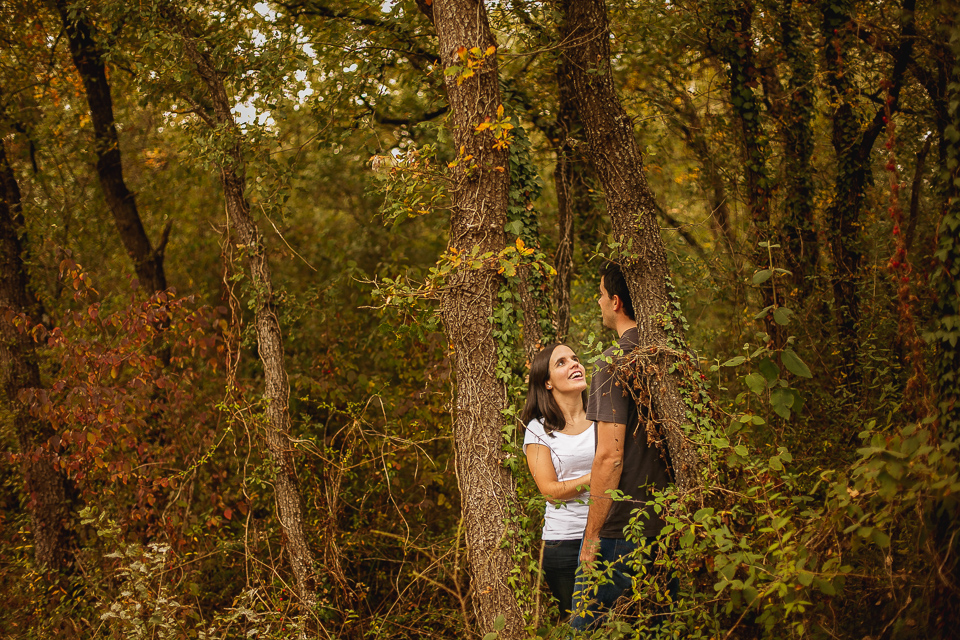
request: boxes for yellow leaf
[496,104,504,119]
[470,47,482,56]
[485,45,496,56]
[516,238,526,251]
[475,121,492,132]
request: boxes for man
[569,261,673,632]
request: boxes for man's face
[598,276,616,329]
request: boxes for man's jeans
[568,536,677,633]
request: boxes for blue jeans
[569,537,677,633]
[542,539,581,616]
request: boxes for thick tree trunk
[558,0,700,493]
[431,1,525,636]
[54,0,169,294]
[0,140,73,571]
[162,8,319,620]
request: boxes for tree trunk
[161,7,319,621]
[663,86,737,260]
[931,2,960,439]
[552,56,586,341]
[820,0,915,374]
[715,0,783,345]
[776,0,820,301]
[509,128,556,363]
[432,1,525,636]
[557,0,700,493]
[53,0,169,294]
[0,139,73,572]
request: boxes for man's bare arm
[580,420,626,564]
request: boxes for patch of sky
[254,2,277,21]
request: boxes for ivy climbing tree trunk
[158,6,319,622]
[430,0,525,636]
[776,0,819,301]
[53,0,170,295]
[0,140,73,572]
[931,0,960,439]
[557,0,700,493]
[820,0,915,374]
[714,0,784,346]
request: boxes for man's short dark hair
[599,261,635,321]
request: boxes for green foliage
[2,0,959,638]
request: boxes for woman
[521,343,595,616]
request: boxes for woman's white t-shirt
[523,418,595,541]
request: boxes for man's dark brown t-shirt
[585,327,672,538]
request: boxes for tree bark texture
[54,0,169,294]
[432,1,525,636]
[163,8,319,618]
[558,0,700,493]
[0,140,73,571]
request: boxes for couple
[521,262,674,632]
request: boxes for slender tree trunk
[0,140,72,572]
[431,1,525,636]
[664,86,737,260]
[160,7,318,620]
[53,0,169,294]
[820,0,916,374]
[553,56,585,341]
[715,0,784,345]
[777,0,820,300]
[510,128,556,363]
[558,0,700,492]
[932,1,960,439]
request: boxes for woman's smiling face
[546,345,587,396]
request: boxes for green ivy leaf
[781,349,812,378]
[745,372,767,395]
[752,269,773,284]
[815,577,837,596]
[758,358,780,382]
[723,356,746,367]
[773,307,793,325]
[771,388,795,419]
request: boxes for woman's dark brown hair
[520,343,588,436]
